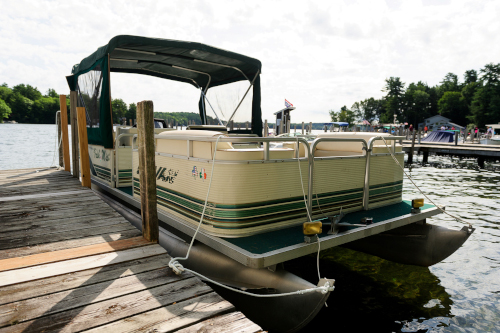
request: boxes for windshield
[204,80,253,126]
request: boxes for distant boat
[480,124,500,145]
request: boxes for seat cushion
[156,130,233,156]
[314,150,362,157]
[215,148,295,161]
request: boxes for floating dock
[0,168,261,333]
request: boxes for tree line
[0,83,204,126]
[0,83,63,123]
[329,62,500,129]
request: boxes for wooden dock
[0,168,262,333]
[402,141,500,167]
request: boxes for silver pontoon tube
[96,191,331,333]
[343,220,474,267]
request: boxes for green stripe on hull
[133,179,402,229]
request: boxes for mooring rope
[37,111,62,172]
[380,137,472,228]
[168,136,335,298]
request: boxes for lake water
[1,124,499,332]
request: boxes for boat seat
[312,132,401,156]
[156,130,294,160]
[216,148,294,160]
[117,127,173,146]
[282,142,308,157]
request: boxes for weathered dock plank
[0,168,261,333]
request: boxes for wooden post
[70,91,79,179]
[129,119,133,126]
[301,122,305,135]
[478,156,485,169]
[423,151,429,164]
[59,95,70,172]
[137,101,159,243]
[408,129,416,164]
[57,112,63,167]
[418,130,421,144]
[246,121,249,130]
[76,107,91,188]
[264,119,268,137]
[294,124,296,133]
[309,122,312,134]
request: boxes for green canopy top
[67,35,263,148]
[69,35,262,90]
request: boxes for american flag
[285,99,293,108]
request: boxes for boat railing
[364,136,405,210]
[130,134,405,217]
[115,133,138,187]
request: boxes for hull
[131,149,404,237]
[343,221,474,266]
[480,138,500,145]
[95,189,330,333]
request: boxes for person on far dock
[409,124,413,132]
[424,125,428,133]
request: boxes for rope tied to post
[168,135,336,299]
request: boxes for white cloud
[1,0,499,123]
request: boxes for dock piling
[76,107,91,188]
[137,100,159,243]
[70,91,79,178]
[57,112,63,168]
[59,95,71,172]
[408,129,416,164]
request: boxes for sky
[1,0,499,122]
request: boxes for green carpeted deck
[225,201,434,254]
[117,186,134,196]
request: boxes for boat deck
[0,168,262,333]
[105,183,442,269]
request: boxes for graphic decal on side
[192,166,207,181]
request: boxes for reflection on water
[289,155,500,332]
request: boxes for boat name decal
[156,167,179,184]
[89,147,110,162]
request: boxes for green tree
[469,63,500,127]
[9,93,34,123]
[479,63,500,85]
[45,88,59,98]
[464,70,478,84]
[439,73,460,95]
[330,106,356,124]
[438,91,468,125]
[0,86,13,104]
[0,99,12,122]
[12,84,42,101]
[125,103,137,123]
[111,98,128,124]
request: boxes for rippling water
[291,156,500,332]
[1,124,499,332]
[0,123,72,170]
